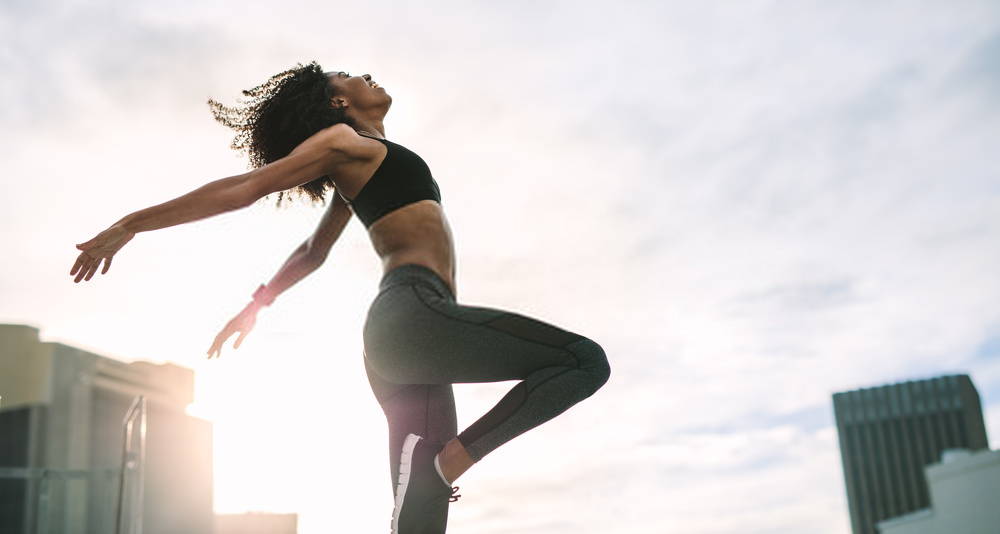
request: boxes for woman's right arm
[246,191,353,306]
[206,193,353,358]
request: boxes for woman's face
[326,71,391,111]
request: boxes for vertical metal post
[135,397,146,534]
[36,471,49,534]
[115,396,145,534]
[96,470,108,534]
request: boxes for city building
[216,511,298,534]
[831,374,990,534]
[877,447,1000,534]
[0,323,213,534]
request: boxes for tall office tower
[832,374,990,534]
[0,324,213,534]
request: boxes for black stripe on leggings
[483,313,585,351]
[457,365,576,451]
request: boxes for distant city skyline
[833,375,990,533]
[0,323,213,533]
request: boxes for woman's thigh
[362,282,584,386]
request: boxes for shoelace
[388,486,462,529]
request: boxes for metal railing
[115,395,147,534]
[0,395,147,534]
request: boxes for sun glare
[186,298,391,527]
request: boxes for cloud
[2,1,1000,533]
[0,2,245,127]
[726,278,859,313]
[940,29,1000,97]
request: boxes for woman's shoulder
[287,124,387,184]
[315,123,384,160]
[289,123,384,169]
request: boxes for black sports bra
[338,133,442,229]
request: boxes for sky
[2,0,999,532]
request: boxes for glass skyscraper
[832,374,989,534]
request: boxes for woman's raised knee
[567,337,611,392]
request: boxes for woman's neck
[352,119,386,139]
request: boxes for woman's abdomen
[368,200,456,296]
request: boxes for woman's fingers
[84,260,100,281]
[208,324,241,359]
[71,251,114,282]
[74,256,94,283]
[208,331,227,358]
[72,251,111,283]
[71,253,86,276]
[207,312,256,359]
[234,329,249,349]
[72,225,134,281]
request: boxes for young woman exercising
[70,61,611,533]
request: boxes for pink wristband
[252,284,275,306]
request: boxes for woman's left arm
[70,124,353,283]
[70,172,261,283]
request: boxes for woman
[70,61,611,533]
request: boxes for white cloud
[2,1,999,533]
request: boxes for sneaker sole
[391,433,422,534]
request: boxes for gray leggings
[362,263,611,488]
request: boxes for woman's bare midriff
[329,131,457,297]
[366,200,457,298]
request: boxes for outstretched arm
[206,193,352,358]
[254,191,353,305]
[71,123,354,283]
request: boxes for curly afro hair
[207,61,351,207]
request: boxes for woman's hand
[207,302,260,359]
[71,224,135,283]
